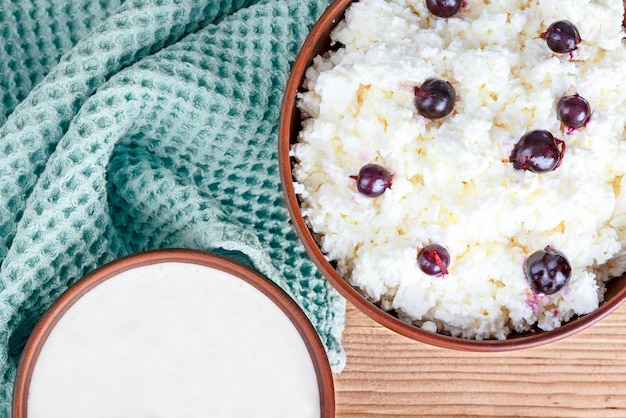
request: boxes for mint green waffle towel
[0,0,347,412]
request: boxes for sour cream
[26,261,321,418]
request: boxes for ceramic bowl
[13,249,334,417]
[278,0,626,351]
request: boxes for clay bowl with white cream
[279,0,626,351]
[12,249,334,417]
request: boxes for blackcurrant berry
[540,20,581,53]
[557,94,591,130]
[426,0,463,18]
[509,130,565,173]
[525,247,571,295]
[414,78,456,120]
[350,164,393,197]
[417,244,450,276]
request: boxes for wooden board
[334,302,626,417]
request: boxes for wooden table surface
[333,302,626,417]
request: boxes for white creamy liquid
[26,262,321,418]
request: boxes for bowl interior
[13,249,335,417]
[278,0,626,351]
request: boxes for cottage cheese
[292,0,626,339]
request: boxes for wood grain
[334,302,626,417]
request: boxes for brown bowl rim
[12,248,335,417]
[278,0,626,351]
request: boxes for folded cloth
[0,0,346,412]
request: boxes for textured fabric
[0,0,346,413]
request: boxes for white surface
[27,262,320,418]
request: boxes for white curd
[292,0,626,339]
[27,262,320,418]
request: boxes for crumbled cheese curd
[292,0,626,339]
